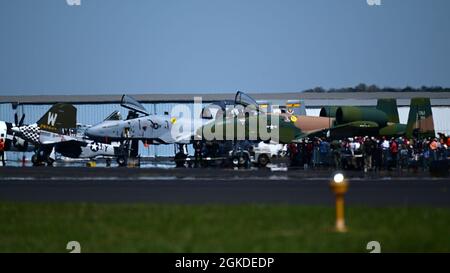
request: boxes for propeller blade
[14,113,18,125]
[19,114,25,126]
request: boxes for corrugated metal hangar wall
[1,101,449,160]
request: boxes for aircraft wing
[39,131,78,145]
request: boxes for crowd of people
[288,134,450,172]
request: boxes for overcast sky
[0,0,449,95]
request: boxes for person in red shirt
[0,138,5,166]
[390,138,398,168]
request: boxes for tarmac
[0,166,449,206]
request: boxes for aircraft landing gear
[257,154,269,168]
[31,148,55,166]
[117,140,130,167]
[117,155,127,167]
[106,158,112,167]
[193,140,203,168]
[116,139,141,167]
[230,141,251,168]
[31,154,42,166]
[231,152,250,168]
[46,157,55,166]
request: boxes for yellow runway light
[330,173,349,232]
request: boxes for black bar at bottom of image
[1,253,449,272]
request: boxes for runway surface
[0,167,449,206]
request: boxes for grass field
[0,202,449,252]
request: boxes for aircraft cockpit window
[104,110,122,121]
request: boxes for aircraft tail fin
[376,98,399,123]
[406,98,435,139]
[286,100,306,115]
[37,103,77,133]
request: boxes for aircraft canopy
[234,91,258,109]
[120,95,149,115]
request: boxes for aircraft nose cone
[85,125,102,138]
[85,127,95,137]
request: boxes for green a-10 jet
[198,92,435,143]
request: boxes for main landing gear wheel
[258,154,269,168]
[46,158,54,167]
[31,153,53,166]
[117,156,127,167]
[31,154,41,166]
[232,153,250,168]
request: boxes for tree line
[303,84,450,93]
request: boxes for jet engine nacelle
[335,106,388,127]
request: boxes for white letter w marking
[47,112,58,126]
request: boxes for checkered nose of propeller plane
[12,124,40,144]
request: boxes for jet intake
[319,106,339,118]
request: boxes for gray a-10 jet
[85,95,212,166]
